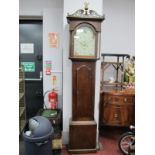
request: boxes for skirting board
[68,147,98,154]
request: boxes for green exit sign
[21,62,35,72]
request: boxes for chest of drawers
[100,88,135,126]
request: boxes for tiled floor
[20,127,127,155]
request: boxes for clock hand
[79,41,86,46]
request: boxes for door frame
[19,17,44,118]
[19,17,43,81]
[19,15,43,20]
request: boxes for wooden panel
[103,104,122,125]
[69,20,102,32]
[123,96,134,104]
[103,104,134,126]
[72,61,95,121]
[128,104,135,124]
[69,121,96,150]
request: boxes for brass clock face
[73,26,96,57]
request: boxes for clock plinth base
[68,147,97,154]
[68,120,97,153]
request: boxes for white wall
[43,8,63,109]
[102,0,135,55]
[19,0,63,16]
[101,0,135,82]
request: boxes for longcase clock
[67,5,104,153]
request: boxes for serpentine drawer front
[104,95,134,105]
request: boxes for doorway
[19,20,43,119]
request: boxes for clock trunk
[72,61,95,121]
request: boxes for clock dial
[74,26,95,57]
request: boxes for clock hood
[67,9,105,23]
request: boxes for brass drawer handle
[124,98,127,102]
[114,114,118,118]
[108,97,111,101]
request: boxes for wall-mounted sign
[48,32,59,48]
[21,62,35,72]
[45,60,52,75]
[20,43,34,54]
[52,75,57,89]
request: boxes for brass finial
[84,0,89,14]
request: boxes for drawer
[104,96,123,105]
[104,95,122,102]
[104,95,134,105]
[103,104,131,126]
[123,96,134,104]
[103,105,122,124]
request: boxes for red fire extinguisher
[48,89,58,110]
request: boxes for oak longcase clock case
[67,8,104,153]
